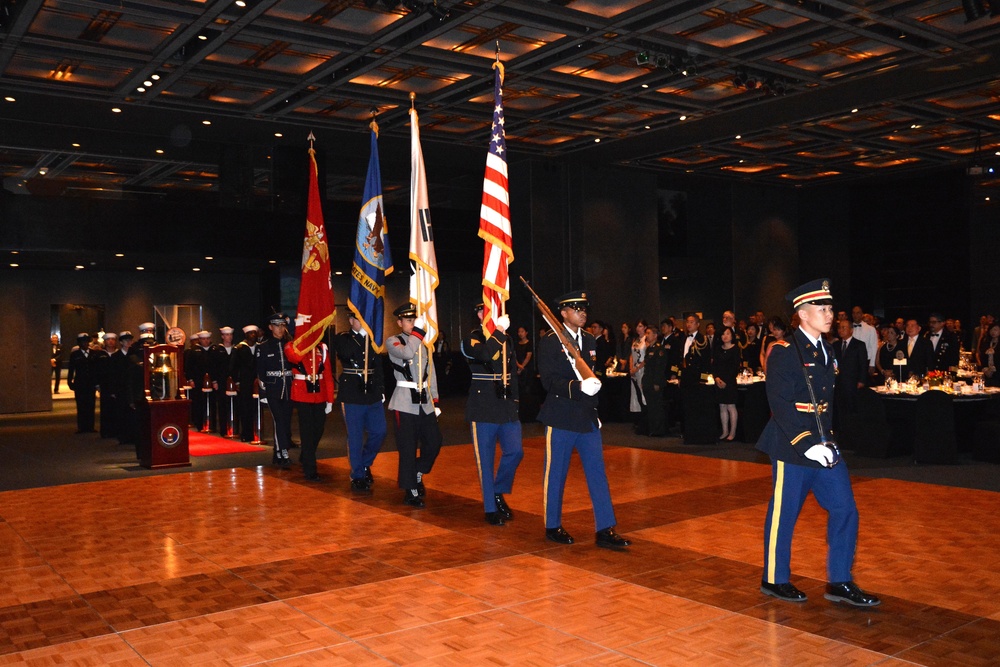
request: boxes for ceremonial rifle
[519,276,596,382]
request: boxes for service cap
[393,303,418,318]
[268,313,289,326]
[119,331,134,341]
[555,290,590,310]
[76,332,91,341]
[786,278,833,309]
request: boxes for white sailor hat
[119,331,133,340]
[138,322,155,332]
[103,331,118,340]
[219,326,234,335]
[195,330,211,338]
[242,324,260,334]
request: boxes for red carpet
[187,430,267,457]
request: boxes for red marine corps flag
[290,133,336,357]
[478,56,512,336]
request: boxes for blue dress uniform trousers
[471,421,524,512]
[763,459,859,585]
[544,424,616,531]
[263,386,293,454]
[343,402,387,480]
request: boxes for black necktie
[842,341,847,355]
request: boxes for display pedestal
[138,398,192,469]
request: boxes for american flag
[478,61,513,336]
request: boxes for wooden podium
[137,343,192,469]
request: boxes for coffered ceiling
[2,0,1000,200]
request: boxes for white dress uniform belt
[342,369,373,376]
[293,373,324,381]
[471,372,512,381]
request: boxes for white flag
[408,106,439,348]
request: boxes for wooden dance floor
[1,437,998,665]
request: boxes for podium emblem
[159,424,182,448]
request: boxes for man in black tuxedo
[832,319,869,432]
[904,319,933,377]
[925,312,959,372]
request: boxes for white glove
[381,394,386,404]
[804,444,834,467]
[325,402,333,414]
[259,397,268,405]
[495,314,510,332]
[414,316,426,329]
[580,377,602,396]
[434,406,442,417]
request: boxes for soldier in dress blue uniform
[757,279,880,607]
[256,313,294,468]
[536,291,630,549]
[335,312,387,493]
[461,303,524,526]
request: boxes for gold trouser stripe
[790,431,810,445]
[471,422,485,492]
[766,461,785,584]
[543,427,553,523]
[341,403,354,470]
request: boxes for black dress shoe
[304,473,323,483]
[272,453,291,468]
[485,512,506,526]
[364,466,374,485]
[595,527,631,550]
[760,581,808,602]
[403,489,425,508]
[824,581,881,607]
[545,526,574,544]
[494,494,513,520]
[350,478,371,493]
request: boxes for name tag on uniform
[804,362,816,367]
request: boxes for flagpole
[410,90,425,398]
[494,44,509,392]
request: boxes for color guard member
[536,291,630,549]
[461,303,523,525]
[285,338,335,481]
[335,312,387,492]
[386,303,442,507]
[257,313,294,467]
[757,279,880,607]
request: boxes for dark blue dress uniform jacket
[537,329,599,433]
[461,328,519,424]
[755,328,835,469]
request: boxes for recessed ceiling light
[268,260,276,264]
[10,251,18,254]
[155,149,164,154]
[9,263,18,268]
[115,253,124,257]
[72,142,81,147]
[644,125,650,130]
[202,120,212,125]
[679,115,687,121]
[75,265,84,270]
[910,124,921,129]
[641,84,649,89]
[987,197,992,202]
[594,138,601,143]
[3,96,14,102]
[136,266,145,271]
[735,134,741,139]
[197,34,208,41]
[111,107,121,113]
[739,159,745,163]
[143,80,153,87]
[274,132,283,138]
[136,87,146,93]
[851,108,858,113]
[661,276,668,280]
[334,270,343,276]
[150,74,160,81]
[38,167,48,176]
[205,256,213,260]
[192,267,201,272]
[235,0,246,6]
